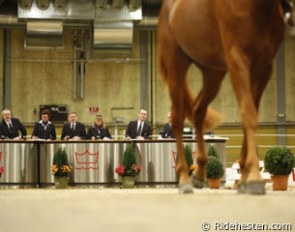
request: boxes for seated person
[31,110,56,140]
[87,114,112,140]
[0,109,27,140]
[161,112,175,139]
[281,0,292,15]
[125,109,152,140]
[61,112,86,140]
[281,0,294,27]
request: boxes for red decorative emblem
[74,149,99,170]
[172,150,177,169]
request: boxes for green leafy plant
[264,146,295,175]
[175,144,197,175]
[208,145,219,159]
[52,148,72,177]
[184,145,198,175]
[206,157,224,179]
[184,145,193,167]
[115,143,142,177]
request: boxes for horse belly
[169,0,227,70]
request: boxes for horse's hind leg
[158,33,193,194]
[191,68,225,188]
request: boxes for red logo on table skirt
[172,151,177,169]
[172,150,196,169]
[74,150,99,170]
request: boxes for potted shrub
[175,145,197,176]
[208,144,219,159]
[51,148,73,189]
[264,146,295,191]
[115,143,142,188]
[206,157,224,189]
[184,145,197,175]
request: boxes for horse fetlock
[196,157,208,167]
[176,164,189,174]
[246,171,262,183]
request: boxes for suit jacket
[125,120,152,139]
[87,126,112,140]
[61,122,86,140]
[0,118,27,139]
[31,121,56,140]
[161,123,175,138]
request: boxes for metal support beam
[2,30,11,109]
[139,31,149,112]
[276,43,286,145]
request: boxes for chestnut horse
[158,0,286,194]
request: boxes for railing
[217,133,295,166]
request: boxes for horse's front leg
[225,47,265,194]
[175,135,193,193]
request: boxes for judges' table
[0,137,227,187]
[0,141,38,187]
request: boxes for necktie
[137,122,142,136]
[165,125,171,137]
[71,124,75,130]
[9,123,13,131]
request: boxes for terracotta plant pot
[54,176,69,189]
[207,178,221,189]
[122,176,135,188]
[271,175,289,191]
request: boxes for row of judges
[0,109,175,140]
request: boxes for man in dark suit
[126,109,152,140]
[31,110,56,140]
[281,0,294,28]
[0,109,27,140]
[61,112,86,140]
[161,112,175,139]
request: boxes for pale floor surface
[0,187,295,232]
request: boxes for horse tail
[203,107,223,131]
[183,80,223,130]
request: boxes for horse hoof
[237,181,265,195]
[179,184,194,194]
[237,183,247,194]
[191,175,204,189]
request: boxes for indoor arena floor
[0,187,294,232]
